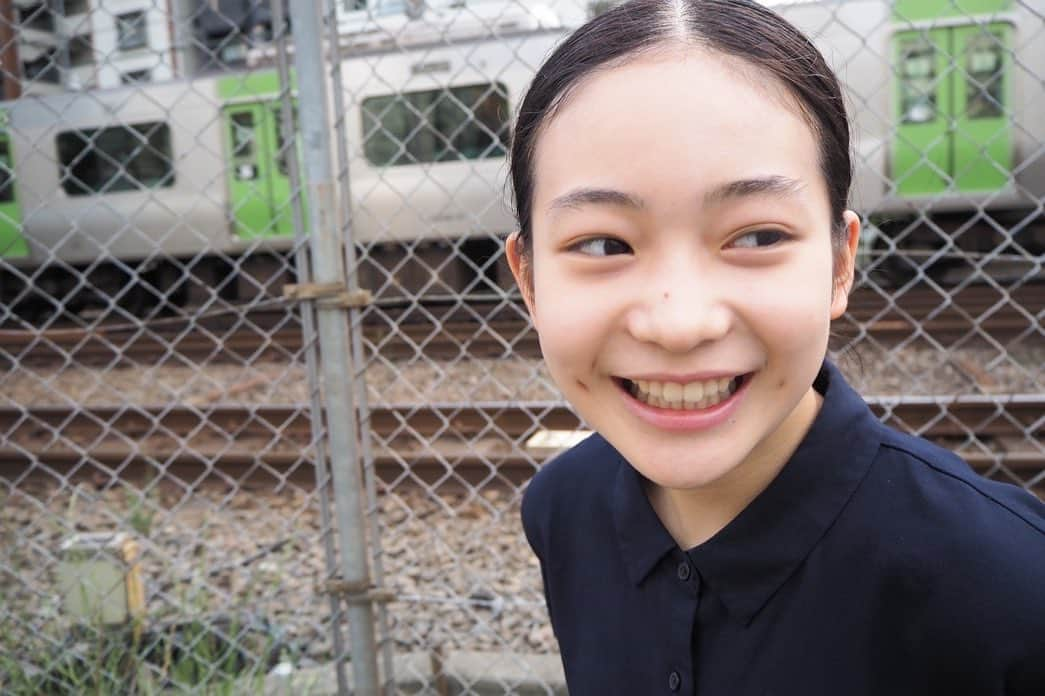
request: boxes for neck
[648,386,823,549]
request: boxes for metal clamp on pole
[283,282,373,309]
[322,578,396,605]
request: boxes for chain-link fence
[1,0,1042,694]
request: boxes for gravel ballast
[4,344,1043,408]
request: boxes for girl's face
[509,50,859,493]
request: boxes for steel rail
[2,396,1041,438]
[1,398,1041,490]
[1,284,1041,365]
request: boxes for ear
[830,211,861,320]
[505,231,537,319]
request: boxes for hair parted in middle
[509,0,853,260]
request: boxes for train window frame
[272,105,298,178]
[22,52,61,84]
[121,69,151,85]
[360,82,509,167]
[229,112,256,159]
[964,31,1005,120]
[899,37,938,125]
[116,10,148,51]
[61,0,89,16]
[56,121,175,197]
[17,3,55,33]
[68,34,95,68]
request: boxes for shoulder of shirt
[872,422,1045,539]
[520,432,617,558]
[863,423,1045,657]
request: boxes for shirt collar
[612,361,881,624]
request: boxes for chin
[628,451,744,491]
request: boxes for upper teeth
[629,376,738,410]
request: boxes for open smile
[618,374,749,410]
[614,373,753,431]
[614,372,748,409]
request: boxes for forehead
[532,49,825,213]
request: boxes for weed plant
[0,614,280,695]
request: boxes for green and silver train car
[0,25,564,310]
[1,0,1042,314]
[779,0,1045,275]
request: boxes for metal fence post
[272,0,353,693]
[288,1,381,694]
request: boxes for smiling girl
[505,1,1045,694]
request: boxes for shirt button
[677,562,691,581]
[668,670,681,691]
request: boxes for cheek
[530,264,617,373]
[738,251,836,349]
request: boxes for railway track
[2,398,1041,490]
[1,283,1042,366]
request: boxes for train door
[268,103,300,238]
[0,123,28,259]
[223,102,296,240]
[952,24,1011,191]
[892,24,1012,196]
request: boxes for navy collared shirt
[522,362,1045,695]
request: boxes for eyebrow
[547,187,645,214]
[546,176,805,216]
[703,175,806,205]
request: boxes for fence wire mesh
[0,0,1042,694]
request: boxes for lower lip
[618,375,751,432]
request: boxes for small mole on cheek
[663,292,670,301]
[778,377,786,389]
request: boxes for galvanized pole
[288,1,381,694]
[272,0,353,693]
[320,3,398,692]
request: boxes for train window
[61,0,89,15]
[22,52,61,84]
[121,69,151,85]
[56,122,174,196]
[0,140,13,204]
[68,34,95,68]
[116,11,148,51]
[964,33,1004,119]
[361,83,509,166]
[229,112,255,159]
[17,3,55,33]
[899,38,937,124]
[272,106,297,177]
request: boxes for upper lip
[618,371,750,383]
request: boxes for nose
[625,256,732,353]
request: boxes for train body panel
[775,0,895,215]
[1,1,1042,307]
[340,30,565,244]
[0,110,29,260]
[780,0,1045,218]
[6,82,229,266]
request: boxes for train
[1,0,1042,318]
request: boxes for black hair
[509,0,853,265]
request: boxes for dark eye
[732,228,790,249]
[571,237,633,257]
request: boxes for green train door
[892,24,1012,196]
[952,24,1011,191]
[893,28,952,195]
[223,102,296,240]
[269,103,301,238]
[0,125,28,259]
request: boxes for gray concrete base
[263,651,567,695]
